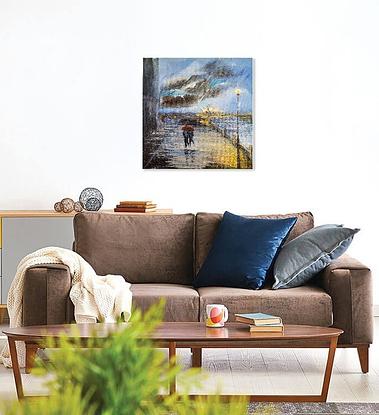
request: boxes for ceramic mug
[205,304,229,328]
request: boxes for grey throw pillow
[272,224,359,289]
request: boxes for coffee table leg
[191,347,202,368]
[168,341,176,395]
[8,338,24,400]
[25,342,39,374]
[320,336,338,402]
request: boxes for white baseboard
[374,304,379,317]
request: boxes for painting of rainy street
[143,58,254,169]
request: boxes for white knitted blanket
[0,247,132,367]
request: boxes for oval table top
[3,322,343,342]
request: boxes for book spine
[252,318,282,326]
[118,201,152,206]
[249,327,284,332]
[237,318,282,326]
[116,204,156,209]
[114,208,156,213]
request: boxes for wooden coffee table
[3,322,343,402]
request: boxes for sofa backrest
[74,212,195,285]
[195,211,314,274]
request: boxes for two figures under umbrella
[182,124,195,148]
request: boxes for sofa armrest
[321,254,373,345]
[22,264,72,326]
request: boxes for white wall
[1,0,378,304]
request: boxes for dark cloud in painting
[161,94,198,108]
[160,60,236,108]
[203,60,235,78]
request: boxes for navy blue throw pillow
[194,211,297,290]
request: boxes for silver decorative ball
[79,187,103,211]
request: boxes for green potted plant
[3,302,275,415]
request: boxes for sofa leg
[357,345,369,373]
[191,348,202,368]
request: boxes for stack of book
[235,312,284,333]
[114,201,157,213]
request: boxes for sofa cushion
[194,212,297,290]
[195,211,314,274]
[131,284,199,321]
[273,224,359,289]
[74,212,195,284]
[197,285,332,326]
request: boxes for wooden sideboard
[0,209,173,306]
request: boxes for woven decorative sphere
[85,197,102,211]
[79,187,103,211]
[74,201,83,212]
[54,202,63,212]
[61,198,75,213]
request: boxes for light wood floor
[0,319,378,402]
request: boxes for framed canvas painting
[143,58,254,169]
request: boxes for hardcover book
[235,312,282,326]
[250,323,283,333]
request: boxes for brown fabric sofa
[22,211,373,372]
